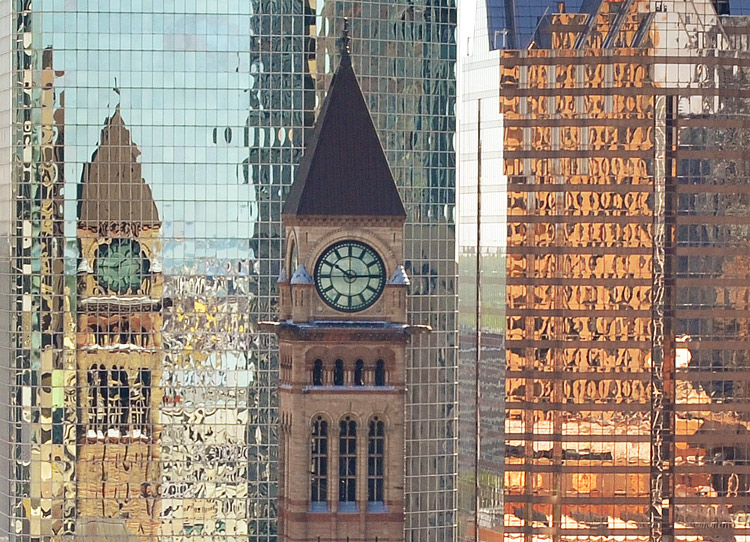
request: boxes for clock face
[94,239,150,294]
[314,241,386,312]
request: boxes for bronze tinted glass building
[461,0,750,540]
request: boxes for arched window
[132,369,151,438]
[368,417,386,504]
[334,359,344,386]
[97,364,109,428]
[109,367,129,436]
[339,416,357,507]
[311,416,328,507]
[375,360,386,386]
[354,360,365,386]
[312,359,324,386]
[87,365,106,438]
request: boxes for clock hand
[333,263,355,279]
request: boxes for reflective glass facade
[460,0,750,540]
[0,1,457,540]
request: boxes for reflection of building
[266,38,424,541]
[460,0,750,541]
[75,108,162,539]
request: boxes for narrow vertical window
[339,416,357,508]
[311,416,328,508]
[354,360,364,386]
[97,364,109,434]
[109,367,129,438]
[334,359,344,386]
[313,359,323,386]
[87,365,104,439]
[279,427,286,503]
[375,359,386,386]
[132,368,151,439]
[368,417,385,504]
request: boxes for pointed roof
[78,106,160,228]
[282,34,406,219]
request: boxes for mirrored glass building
[0,1,457,540]
[460,0,750,540]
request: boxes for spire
[78,107,160,229]
[339,18,351,59]
[282,21,406,219]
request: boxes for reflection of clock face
[94,239,150,294]
[314,241,386,312]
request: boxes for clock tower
[75,106,162,539]
[263,24,428,542]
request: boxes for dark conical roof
[78,106,160,228]
[282,51,406,219]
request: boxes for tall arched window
[110,367,129,435]
[339,416,357,508]
[311,416,328,508]
[132,368,151,438]
[334,359,344,386]
[87,365,106,437]
[312,359,324,386]
[354,360,365,386]
[368,417,385,504]
[375,360,386,386]
[96,364,108,430]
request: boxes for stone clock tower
[75,107,162,539]
[263,26,428,542]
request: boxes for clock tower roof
[282,32,406,219]
[78,106,161,229]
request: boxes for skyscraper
[0,1,457,541]
[461,0,750,540]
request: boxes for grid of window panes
[368,418,386,504]
[0,1,12,539]
[311,417,328,504]
[2,1,456,541]
[457,0,513,539]
[338,417,357,506]
[459,1,750,542]
[493,1,750,541]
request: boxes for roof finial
[339,18,351,58]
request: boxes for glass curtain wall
[496,0,750,540]
[461,0,750,541]
[0,1,456,541]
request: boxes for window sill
[309,502,329,513]
[303,385,396,393]
[367,502,387,513]
[337,502,358,513]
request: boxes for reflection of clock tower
[75,106,161,539]
[263,26,428,542]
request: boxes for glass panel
[339,417,357,504]
[311,417,328,503]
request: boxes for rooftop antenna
[339,17,351,60]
